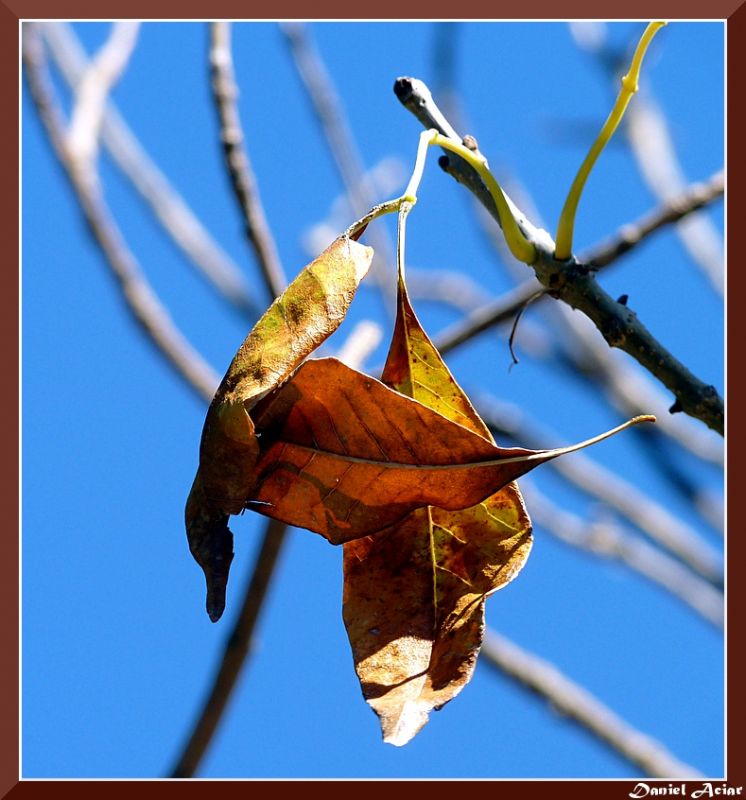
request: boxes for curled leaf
[249,357,653,543]
[185,235,373,621]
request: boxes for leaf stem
[554,21,667,260]
[430,132,537,264]
[342,198,398,239]
[343,128,431,242]
[396,201,414,286]
[348,127,536,268]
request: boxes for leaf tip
[378,700,430,747]
[207,593,226,623]
[185,475,235,622]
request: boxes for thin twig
[23,23,219,404]
[431,22,462,123]
[279,22,397,311]
[209,22,286,299]
[66,21,140,166]
[584,171,725,269]
[42,22,260,320]
[335,320,383,369]
[435,278,547,355]
[521,482,723,627]
[27,31,294,779]
[481,629,705,779]
[170,518,287,778]
[476,395,723,584]
[394,76,724,436]
[507,289,547,367]
[406,267,491,313]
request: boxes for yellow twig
[554,21,667,260]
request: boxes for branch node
[462,134,479,151]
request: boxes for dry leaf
[249,357,651,542]
[342,278,532,745]
[185,236,373,621]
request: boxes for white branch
[67,21,140,166]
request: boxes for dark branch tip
[669,399,684,415]
[438,155,451,171]
[616,294,629,306]
[393,76,414,102]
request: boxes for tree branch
[584,171,724,269]
[521,481,722,627]
[626,96,724,295]
[481,629,705,779]
[23,23,219,405]
[170,518,287,777]
[452,155,723,469]
[434,277,548,356]
[394,76,724,436]
[41,21,261,320]
[209,22,286,299]
[280,21,397,309]
[66,21,140,166]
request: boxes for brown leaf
[342,280,532,745]
[249,357,652,543]
[185,236,373,621]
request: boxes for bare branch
[521,482,723,627]
[395,56,722,523]
[23,23,218,404]
[279,22,397,309]
[66,21,140,165]
[445,142,723,468]
[626,97,724,295]
[335,320,383,369]
[42,21,261,320]
[406,267,491,313]
[418,30,722,470]
[481,629,705,779]
[431,22,462,123]
[435,278,548,356]
[394,76,724,436]
[553,313,723,468]
[209,22,286,298]
[170,518,287,778]
[584,171,724,269]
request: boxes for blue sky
[22,21,724,779]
